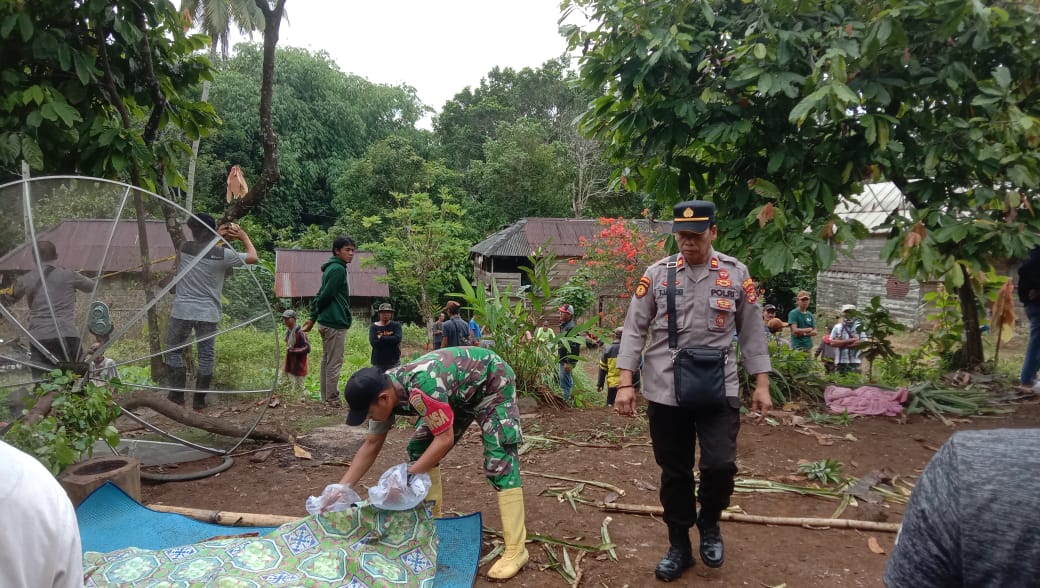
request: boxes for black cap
[344,367,391,426]
[764,304,776,311]
[671,200,715,233]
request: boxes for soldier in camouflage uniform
[338,347,529,581]
[615,200,773,582]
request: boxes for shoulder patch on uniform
[709,257,719,269]
[635,276,651,298]
[409,388,454,435]
[741,278,758,304]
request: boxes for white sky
[268,1,578,128]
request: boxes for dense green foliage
[192,44,429,230]
[0,0,217,187]
[563,0,1040,366]
[3,372,121,474]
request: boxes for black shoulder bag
[667,256,728,410]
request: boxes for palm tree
[180,0,266,213]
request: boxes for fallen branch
[571,550,586,588]
[600,502,901,533]
[148,504,300,527]
[522,470,626,496]
[116,391,293,443]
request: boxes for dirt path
[136,395,1040,587]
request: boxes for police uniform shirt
[617,249,772,404]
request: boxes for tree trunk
[115,391,293,443]
[184,78,211,215]
[956,263,985,369]
[221,0,286,224]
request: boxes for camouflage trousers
[407,362,523,490]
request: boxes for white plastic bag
[305,483,362,515]
[368,463,432,511]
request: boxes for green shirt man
[788,290,817,351]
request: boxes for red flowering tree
[575,216,667,326]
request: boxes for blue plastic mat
[76,482,480,587]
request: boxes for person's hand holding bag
[368,463,431,511]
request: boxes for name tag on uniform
[658,288,684,296]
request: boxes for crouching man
[337,347,529,580]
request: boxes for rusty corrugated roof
[471,218,672,258]
[0,219,184,273]
[274,249,389,298]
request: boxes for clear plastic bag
[368,463,432,511]
[305,483,362,515]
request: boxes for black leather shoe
[698,524,724,568]
[654,545,694,582]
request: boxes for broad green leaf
[753,43,767,59]
[17,12,32,42]
[20,135,43,169]
[831,83,860,105]
[789,87,829,125]
[992,66,1011,89]
[699,0,715,27]
[50,99,81,127]
[748,178,781,198]
[0,14,17,38]
[877,120,889,151]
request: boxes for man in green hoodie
[302,236,355,405]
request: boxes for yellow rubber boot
[427,466,443,518]
[487,487,529,580]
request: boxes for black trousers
[31,336,81,379]
[647,398,740,534]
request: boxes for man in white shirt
[0,440,84,588]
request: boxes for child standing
[282,310,310,396]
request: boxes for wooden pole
[601,502,901,533]
[148,504,302,527]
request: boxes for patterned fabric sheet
[84,502,438,587]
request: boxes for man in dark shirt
[368,303,402,371]
[557,304,580,404]
[439,301,471,348]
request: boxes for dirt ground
[132,380,1040,588]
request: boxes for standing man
[339,347,529,580]
[557,304,580,404]
[468,315,483,346]
[281,310,309,396]
[829,304,862,374]
[6,240,94,377]
[431,312,446,350]
[1018,247,1040,390]
[302,236,355,406]
[165,215,258,410]
[787,290,817,352]
[439,301,471,348]
[614,200,772,582]
[369,302,402,371]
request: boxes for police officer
[614,200,772,582]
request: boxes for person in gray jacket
[613,200,772,582]
[885,429,1040,587]
[165,214,257,410]
[6,240,94,378]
